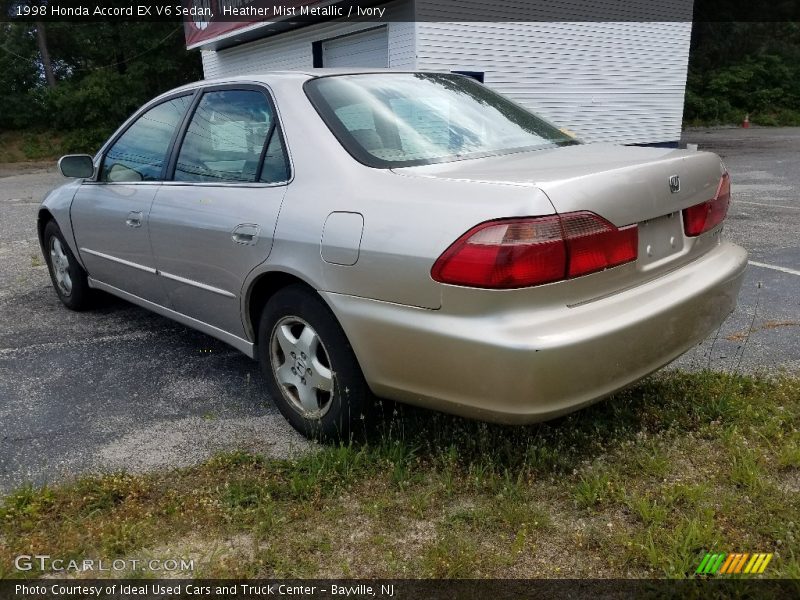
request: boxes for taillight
[683,172,731,237]
[431,216,566,288]
[562,212,638,278]
[431,212,638,289]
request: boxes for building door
[321,27,389,68]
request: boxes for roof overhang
[183,0,388,51]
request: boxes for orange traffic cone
[742,113,750,128]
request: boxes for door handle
[126,211,143,228]
[232,224,260,246]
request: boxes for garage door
[322,27,389,68]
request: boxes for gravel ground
[1,127,798,495]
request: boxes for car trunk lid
[394,143,728,302]
[393,143,724,223]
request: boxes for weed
[420,530,480,578]
[223,480,270,511]
[627,495,668,526]
[777,438,800,469]
[574,472,612,511]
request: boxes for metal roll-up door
[321,27,389,68]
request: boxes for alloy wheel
[49,237,73,297]
[269,316,334,418]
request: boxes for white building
[189,0,693,146]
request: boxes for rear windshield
[304,73,578,168]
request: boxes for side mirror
[58,154,95,179]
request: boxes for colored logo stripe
[696,553,726,574]
[696,552,773,575]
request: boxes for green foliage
[574,471,613,510]
[46,71,141,132]
[20,131,55,160]
[420,531,480,578]
[685,23,800,126]
[0,483,55,523]
[0,22,45,129]
[0,16,201,144]
[60,128,116,155]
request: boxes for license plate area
[638,212,684,270]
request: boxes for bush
[60,128,116,155]
[45,71,142,134]
[751,108,800,127]
[684,90,739,125]
[685,53,800,126]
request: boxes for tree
[0,10,203,143]
[35,20,56,88]
[685,22,800,125]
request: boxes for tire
[257,284,372,441]
[43,220,93,311]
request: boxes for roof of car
[158,69,449,103]
[215,68,445,81]
[184,68,443,86]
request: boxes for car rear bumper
[322,241,748,424]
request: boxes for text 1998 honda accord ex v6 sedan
[39,70,748,440]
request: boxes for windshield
[304,73,579,168]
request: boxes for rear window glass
[305,73,578,168]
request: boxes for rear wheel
[43,220,92,311]
[258,284,372,441]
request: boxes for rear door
[71,94,194,303]
[148,86,291,339]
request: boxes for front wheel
[257,285,372,441]
[43,220,93,311]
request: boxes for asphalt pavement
[674,127,800,374]
[1,127,798,495]
[0,163,311,494]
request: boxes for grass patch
[1,371,798,578]
[0,128,111,163]
[0,130,65,163]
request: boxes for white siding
[199,0,692,145]
[414,19,692,144]
[201,1,415,77]
[415,0,692,22]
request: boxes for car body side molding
[87,277,255,358]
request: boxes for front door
[71,95,193,304]
[148,87,291,339]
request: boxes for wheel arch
[37,208,55,252]
[38,181,87,271]
[244,270,323,344]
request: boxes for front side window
[175,90,285,183]
[305,73,578,168]
[101,96,191,182]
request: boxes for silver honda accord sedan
[39,69,748,439]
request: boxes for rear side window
[174,89,287,183]
[260,131,290,184]
[101,95,191,182]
